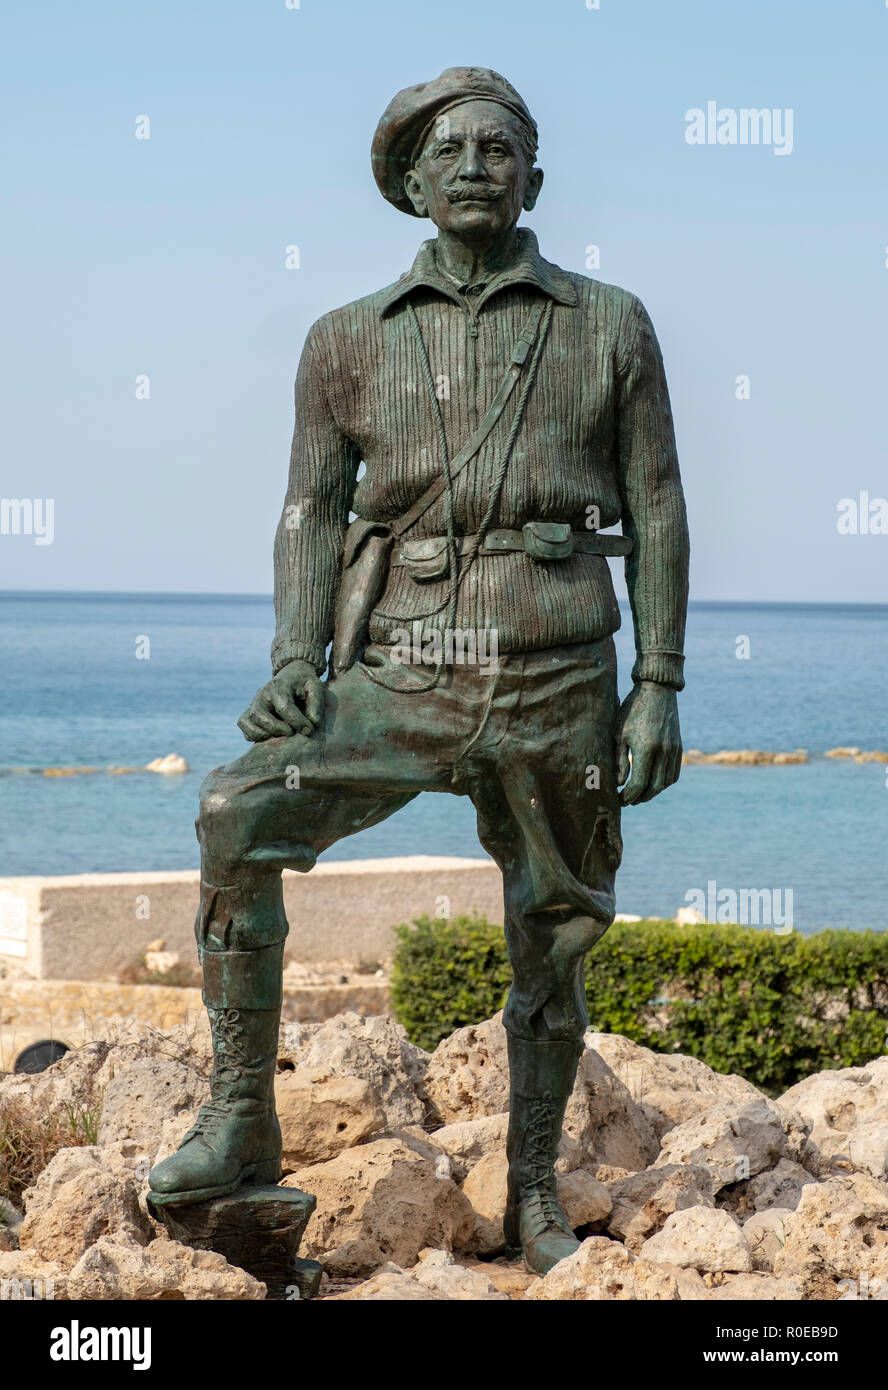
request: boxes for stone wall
[0,977,392,1068]
[0,857,503,981]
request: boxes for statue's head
[372,68,543,241]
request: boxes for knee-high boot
[502,1034,584,1274]
[148,942,283,1206]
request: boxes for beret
[371,66,537,216]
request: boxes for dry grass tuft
[0,1096,100,1206]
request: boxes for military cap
[371,66,537,216]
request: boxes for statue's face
[405,99,543,239]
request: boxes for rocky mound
[1,1010,887,1301]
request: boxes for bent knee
[196,770,246,854]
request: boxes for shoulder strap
[390,298,548,540]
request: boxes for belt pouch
[400,535,451,583]
[522,520,574,561]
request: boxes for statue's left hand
[616,681,683,805]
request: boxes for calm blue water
[1,593,886,931]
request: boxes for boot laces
[208,1007,259,1099]
[522,1097,572,1232]
[198,1007,275,1114]
[185,1099,234,1142]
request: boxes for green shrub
[391,916,512,1054]
[390,915,888,1092]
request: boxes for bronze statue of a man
[149,67,690,1275]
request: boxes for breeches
[195,639,623,1041]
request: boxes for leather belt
[391,526,633,568]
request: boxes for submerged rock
[145,754,190,774]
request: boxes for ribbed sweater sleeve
[271,323,359,676]
[615,295,690,690]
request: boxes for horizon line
[1,589,887,610]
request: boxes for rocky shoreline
[683,746,888,765]
[1,1009,886,1301]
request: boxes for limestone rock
[703,1272,806,1300]
[654,1098,788,1192]
[825,747,888,763]
[652,1261,709,1300]
[461,1257,537,1298]
[429,1113,509,1180]
[90,1021,212,1091]
[640,1206,752,1272]
[144,949,180,975]
[0,1248,67,1300]
[525,1236,679,1301]
[779,1104,822,1172]
[410,1247,509,1300]
[424,1110,582,1181]
[605,1164,714,1251]
[0,1196,22,1250]
[275,1068,385,1167]
[460,1152,508,1252]
[327,1264,445,1300]
[682,749,807,766]
[743,1207,794,1272]
[149,1109,199,1173]
[556,1169,613,1229]
[569,1046,660,1171]
[0,1038,111,1115]
[779,1057,888,1179]
[425,1015,658,1171]
[66,1233,265,1300]
[592,1164,635,1184]
[674,907,705,926]
[588,1032,762,1140]
[282,1137,475,1277]
[97,1056,208,1158]
[772,1173,888,1295]
[459,1153,509,1254]
[423,1012,510,1123]
[19,1147,153,1267]
[287,1012,429,1129]
[744,1158,817,1213]
[145,754,189,774]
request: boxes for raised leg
[149,729,414,1206]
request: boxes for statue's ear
[404,169,428,218]
[523,166,544,212]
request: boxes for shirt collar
[378,227,577,315]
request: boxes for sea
[1,593,886,932]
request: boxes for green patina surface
[149,66,690,1277]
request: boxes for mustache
[445,186,504,203]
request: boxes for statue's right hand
[237,659,325,742]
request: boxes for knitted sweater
[271,228,689,688]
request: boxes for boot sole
[148,1157,282,1208]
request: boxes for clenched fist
[237,659,325,742]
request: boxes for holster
[330,518,393,676]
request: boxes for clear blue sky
[2,0,886,601]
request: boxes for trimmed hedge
[390,915,888,1092]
